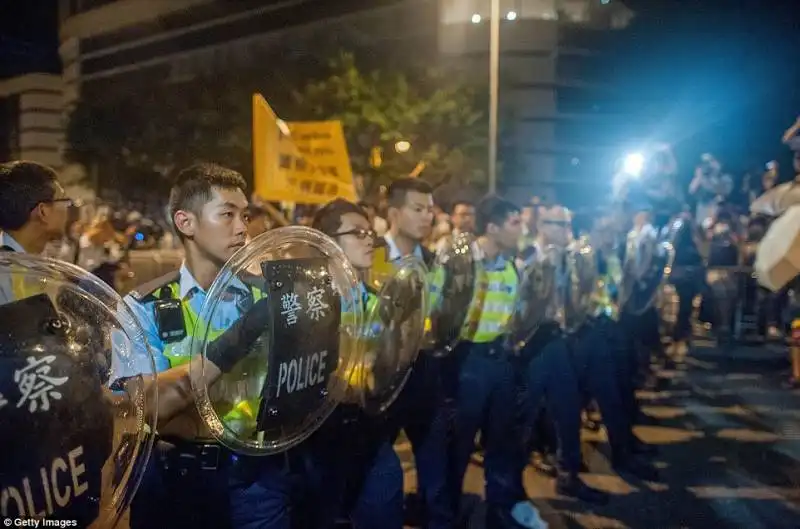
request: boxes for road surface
[399,342,800,529]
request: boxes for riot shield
[619,225,675,316]
[190,226,363,455]
[351,256,428,415]
[424,232,476,356]
[564,237,598,332]
[0,253,156,527]
[506,244,559,351]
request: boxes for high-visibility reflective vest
[461,259,518,343]
[151,278,267,430]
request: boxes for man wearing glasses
[0,161,72,256]
[0,161,73,304]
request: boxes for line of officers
[0,160,666,529]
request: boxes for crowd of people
[0,115,798,529]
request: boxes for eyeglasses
[46,198,75,207]
[332,228,377,240]
[541,220,570,227]
[30,197,74,212]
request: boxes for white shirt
[383,232,424,262]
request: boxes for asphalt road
[398,342,800,529]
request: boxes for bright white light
[471,13,481,24]
[623,152,645,177]
[395,140,411,153]
[506,11,517,20]
[601,0,611,5]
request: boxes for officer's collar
[383,232,423,262]
[0,232,27,254]
[179,262,248,300]
[472,239,508,271]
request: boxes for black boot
[556,474,609,505]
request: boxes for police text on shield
[1,446,89,519]
[276,350,328,397]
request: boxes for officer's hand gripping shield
[190,227,363,456]
[424,232,476,356]
[0,253,157,528]
[348,256,428,415]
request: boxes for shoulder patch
[128,270,181,302]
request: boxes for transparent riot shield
[352,256,428,415]
[0,253,157,528]
[424,232,476,356]
[506,245,559,352]
[564,237,599,332]
[190,227,363,455]
[620,227,675,316]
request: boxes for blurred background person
[435,199,475,253]
[246,205,272,239]
[358,200,388,237]
[689,153,733,228]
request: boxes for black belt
[156,436,229,472]
[464,337,506,358]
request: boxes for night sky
[0,0,798,179]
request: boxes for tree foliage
[64,52,490,197]
[290,53,488,191]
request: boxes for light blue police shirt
[383,232,424,262]
[116,263,252,379]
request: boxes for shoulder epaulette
[128,270,181,302]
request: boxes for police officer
[520,205,657,505]
[301,198,404,529]
[120,163,292,529]
[451,196,546,529]
[380,179,455,529]
[0,161,72,257]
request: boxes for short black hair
[312,198,368,237]
[168,163,247,237]
[0,161,60,231]
[387,178,433,209]
[475,196,519,236]
[450,199,474,215]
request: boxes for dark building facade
[59,0,634,203]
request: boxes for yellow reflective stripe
[461,262,517,343]
[427,267,445,313]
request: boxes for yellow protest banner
[252,93,357,204]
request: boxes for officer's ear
[173,209,197,239]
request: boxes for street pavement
[398,341,800,528]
